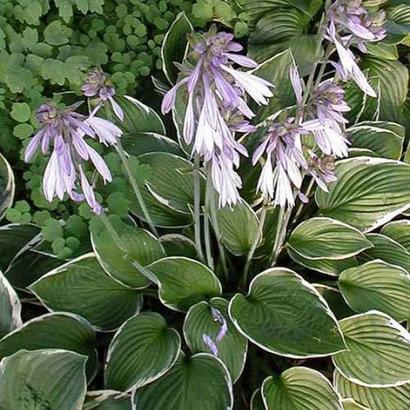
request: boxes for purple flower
[161,26,273,207]
[211,307,228,343]
[307,153,337,192]
[25,103,120,214]
[203,334,219,356]
[82,67,124,121]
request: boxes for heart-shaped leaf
[0,270,22,338]
[148,257,222,311]
[332,311,410,387]
[105,312,180,391]
[133,353,233,410]
[0,349,87,410]
[183,297,248,383]
[91,215,165,288]
[229,268,346,358]
[0,312,97,379]
[315,157,410,232]
[288,218,372,260]
[261,367,343,409]
[339,260,410,322]
[334,370,410,410]
[0,153,15,221]
[381,220,410,252]
[30,254,142,331]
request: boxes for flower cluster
[25,102,122,214]
[327,0,386,97]
[162,25,273,207]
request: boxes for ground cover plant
[0,0,410,409]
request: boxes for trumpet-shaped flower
[24,103,121,214]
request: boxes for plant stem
[204,176,214,270]
[291,178,315,227]
[193,154,205,263]
[115,140,159,237]
[241,205,267,289]
[270,206,288,266]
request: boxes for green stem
[193,154,205,263]
[204,177,214,270]
[116,140,159,237]
[291,178,315,227]
[270,207,289,267]
[241,205,267,289]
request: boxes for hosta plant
[0,1,410,409]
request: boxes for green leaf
[91,215,165,289]
[0,312,97,379]
[334,370,410,410]
[160,234,198,259]
[229,268,346,358]
[332,312,410,387]
[44,21,72,46]
[288,247,358,277]
[138,152,202,214]
[116,96,165,135]
[341,398,370,410]
[339,260,410,322]
[10,103,31,123]
[288,217,372,260]
[216,201,259,256]
[0,153,15,221]
[0,271,22,338]
[147,257,222,311]
[381,220,410,253]
[122,132,183,157]
[84,390,133,410]
[133,353,233,410]
[105,312,180,391]
[161,12,193,84]
[251,389,265,410]
[315,285,356,320]
[261,366,343,409]
[361,233,410,272]
[183,297,248,383]
[315,157,410,232]
[30,254,142,331]
[0,349,87,410]
[347,123,403,160]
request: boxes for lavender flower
[25,103,121,214]
[327,0,386,97]
[211,307,228,343]
[203,334,219,356]
[82,67,124,121]
[307,153,337,192]
[161,26,273,207]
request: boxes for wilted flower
[82,67,124,121]
[326,0,385,97]
[307,153,337,192]
[25,103,121,214]
[162,26,273,207]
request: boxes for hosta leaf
[147,257,222,311]
[315,285,356,320]
[381,220,410,252]
[0,312,97,380]
[116,96,165,135]
[0,153,15,221]
[84,390,133,410]
[229,268,346,358]
[288,217,372,260]
[332,311,410,387]
[138,152,202,214]
[334,370,410,410]
[216,202,259,256]
[91,215,165,288]
[0,224,40,271]
[160,234,198,259]
[315,157,410,232]
[183,297,248,383]
[0,271,22,338]
[0,349,87,410]
[341,398,370,410]
[289,247,358,276]
[251,389,265,410]
[133,353,233,410]
[361,233,410,272]
[30,254,142,331]
[105,312,180,391]
[122,132,183,157]
[261,367,343,410]
[339,260,410,322]
[347,124,403,160]
[161,12,193,84]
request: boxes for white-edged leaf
[288,218,372,260]
[0,270,22,338]
[332,311,410,387]
[315,285,356,320]
[315,157,410,232]
[30,253,142,331]
[105,312,180,391]
[381,219,410,252]
[84,390,133,410]
[0,349,87,410]
[0,153,15,220]
[341,398,370,410]
[251,389,265,410]
[229,268,346,358]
